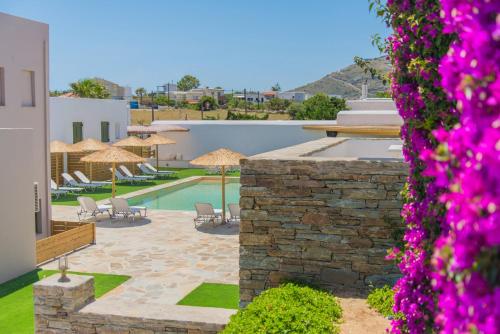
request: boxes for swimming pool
[128,178,240,211]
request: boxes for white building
[278,91,311,102]
[151,120,337,167]
[50,97,129,143]
[0,12,50,283]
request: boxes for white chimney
[361,82,368,99]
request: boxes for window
[0,67,5,106]
[72,122,83,143]
[115,122,121,140]
[21,70,35,107]
[101,121,110,142]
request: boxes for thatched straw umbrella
[72,138,109,181]
[190,148,246,221]
[81,147,145,198]
[113,136,151,173]
[50,140,80,185]
[143,134,176,170]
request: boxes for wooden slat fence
[50,153,64,185]
[51,220,88,235]
[36,223,96,264]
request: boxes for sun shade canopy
[50,140,80,153]
[190,148,246,167]
[112,136,150,147]
[143,134,176,146]
[72,138,109,151]
[81,147,145,163]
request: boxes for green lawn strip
[0,269,129,334]
[52,168,224,206]
[177,283,239,310]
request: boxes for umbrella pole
[156,144,159,171]
[221,165,226,222]
[112,162,116,198]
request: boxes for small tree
[135,87,146,104]
[265,97,291,111]
[177,75,200,91]
[70,79,110,99]
[154,94,174,106]
[271,82,281,91]
[294,94,346,120]
[198,95,218,111]
[287,102,305,119]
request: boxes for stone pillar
[33,274,95,333]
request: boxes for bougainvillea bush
[425,1,500,333]
[376,0,499,332]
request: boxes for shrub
[198,95,218,111]
[294,94,347,120]
[222,283,342,334]
[367,285,395,317]
[226,111,269,120]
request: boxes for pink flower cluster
[386,0,454,333]
[425,1,500,332]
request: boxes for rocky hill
[293,56,390,99]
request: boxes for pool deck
[45,205,239,307]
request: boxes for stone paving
[45,205,239,306]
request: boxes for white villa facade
[50,97,129,143]
[0,12,50,283]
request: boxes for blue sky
[0,1,388,92]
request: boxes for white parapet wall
[151,120,337,167]
[50,97,129,143]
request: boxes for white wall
[346,98,396,111]
[50,97,129,143]
[0,129,37,283]
[0,12,51,238]
[151,120,336,167]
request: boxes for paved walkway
[46,205,239,306]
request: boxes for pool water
[128,179,241,211]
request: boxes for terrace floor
[45,205,239,306]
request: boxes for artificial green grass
[0,269,130,334]
[177,283,239,310]
[52,168,240,206]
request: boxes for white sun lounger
[143,162,175,175]
[111,168,138,183]
[74,170,112,186]
[51,179,83,194]
[119,165,155,180]
[77,196,112,220]
[110,198,147,220]
[228,203,240,224]
[194,203,222,227]
[51,188,68,198]
[62,173,101,191]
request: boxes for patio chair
[51,179,83,194]
[110,197,147,220]
[194,203,222,227]
[74,170,112,186]
[51,188,68,198]
[228,203,240,224]
[143,162,176,175]
[137,163,175,177]
[77,196,112,220]
[111,168,139,183]
[62,173,101,191]
[119,165,155,180]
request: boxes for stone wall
[239,141,407,304]
[34,274,233,334]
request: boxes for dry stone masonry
[34,274,233,334]
[239,138,408,305]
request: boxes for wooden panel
[302,125,401,137]
[50,153,64,185]
[67,152,112,181]
[36,223,95,264]
[51,220,87,235]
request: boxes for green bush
[222,283,342,334]
[198,95,218,111]
[294,93,347,120]
[226,111,269,120]
[367,285,395,317]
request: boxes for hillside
[293,56,391,99]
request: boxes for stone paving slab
[45,205,239,308]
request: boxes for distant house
[233,91,264,103]
[50,97,129,144]
[93,77,132,100]
[170,87,224,104]
[278,91,311,102]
